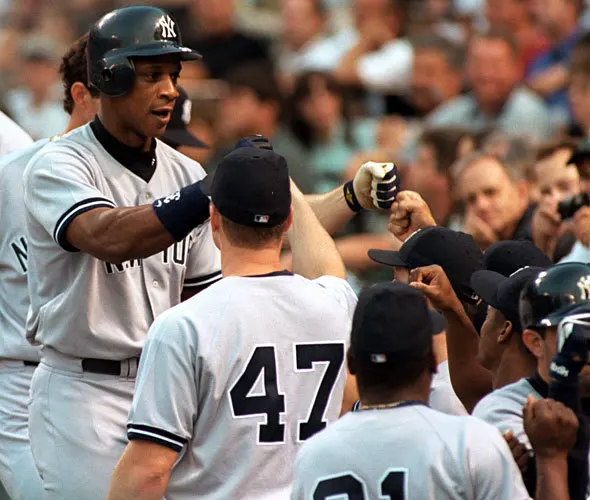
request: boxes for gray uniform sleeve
[183,223,222,290]
[127,310,198,452]
[472,395,529,448]
[312,276,358,319]
[23,150,116,251]
[466,419,531,500]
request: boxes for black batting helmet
[519,263,590,330]
[87,6,201,97]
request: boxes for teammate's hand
[388,191,436,242]
[573,205,590,247]
[523,395,578,459]
[503,430,531,473]
[531,200,562,257]
[549,312,590,383]
[352,161,399,210]
[409,265,462,312]
[463,211,497,250]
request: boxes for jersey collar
[90,117,157,183]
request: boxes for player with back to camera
[0,34,99,500]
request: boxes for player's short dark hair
[350,349,432,398]
[59,33,99,115]
[221,215,287,249]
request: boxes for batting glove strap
[152,181,210,241]
[550,326,588,383]
[343,180,363,212]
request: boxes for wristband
[152,181,210,241]
[343,181,362,212]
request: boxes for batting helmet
[87,6,201,97]
[519,263,590,330]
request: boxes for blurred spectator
[428,29,554,141]
[183,0,272,79]
[451,151,533,250]
[288,71,377,193]
[277,0,341,86]
[530,140,579,260]
[567,32,590,137]
[527,0,583,126]
[406,127,474,226]
[3,35,69,139]
[406,35,464,119]
[484,0,548,70]
[333,0,413,95]
[409,0,468,43]
[209,61,313,193]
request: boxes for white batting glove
[350,162,399,210]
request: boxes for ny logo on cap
[158,16,177,39]
[254,215,270,224]
[577,275,590,300]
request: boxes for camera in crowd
[558,193,590,220]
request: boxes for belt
[23,361,39,367]
[81,357,140,376]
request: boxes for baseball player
[291,281,530,500]
[0,110,33,157]
[108,147,358,499]
[0,34,99,500]
[23,7,224,499]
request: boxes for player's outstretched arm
[303,162,399,235]
[65,183,210,264]
[288,180,346,280]
[107,440,177,500]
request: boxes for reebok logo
[550,362,569,378]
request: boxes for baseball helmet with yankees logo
[87,6,201,97]
[519,263,590,330]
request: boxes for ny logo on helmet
[576,275,590,300]
[158,15,177,39]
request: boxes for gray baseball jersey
[127,272,357,500]
[292,403,531,500]
[0,111,33,158]
[0,140,48,361]
[472,377,542,448]
[23,123,221,359]
[429,360,468,416]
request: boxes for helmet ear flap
[94,57,136,97]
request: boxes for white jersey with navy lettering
[127,272,357,500]
[292,404,531,500]
[0,139,48,361]
[23,124,221,359]
[0,111,34,158]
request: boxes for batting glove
[550,309,590,384]
[346,162,399,211]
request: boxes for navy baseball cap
[483,240,552,277]
[350,281,446,364]
[201,147,291,227]
[471,266,546,333]
[368,226,484,304]
[161,86,208,149]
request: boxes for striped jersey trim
[127,424,187,452]
[54,197,116,252]
[183,270,222,288]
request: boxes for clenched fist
[352,161,400,210]
[388,191,436,242]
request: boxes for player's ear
[70,82,89,109]
[209,203,219,231]
[497,321,513,344]
[522,328,543,358]
[346,348,357,375]
[284,206,293,233]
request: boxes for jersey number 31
[229,343,344,443]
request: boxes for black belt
[23,361,39,367]
[81,358,139,376]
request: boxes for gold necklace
[356,400,410,412]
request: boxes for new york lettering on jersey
[23,124,221,359]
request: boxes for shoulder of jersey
[0,138,51,174]
[155,138,207,174]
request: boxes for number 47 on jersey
[229,342,345,443]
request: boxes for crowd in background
[3,0,590,285]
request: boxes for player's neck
[360,378,430,407]
[220,247,284,278]
[98,112,151,151]
[493,346,536,389]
